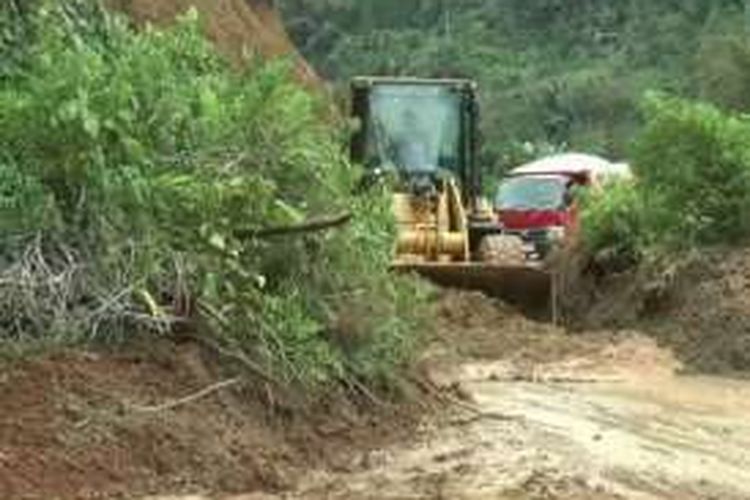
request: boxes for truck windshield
[496,176,567,211]
[366,84,461,174]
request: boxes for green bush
[581,94,750,260]
[0,1,428,389]
[580,180,645,261]
[634,95,750,246]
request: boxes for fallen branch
[130,377,241,414]
[344,374,389,408]
[237,212,352,239]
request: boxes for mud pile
[431,290,612,365]
[108,0,318,83]
[0,340,418,498]
[565,246,750,375]
[648,248,750,374]
[427,286,682,385]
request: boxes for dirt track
[152,370,750,500]
[234,340,747,499]
[150,326,750,500]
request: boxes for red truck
[494,153,631,260]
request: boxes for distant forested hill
[279,0,750,175]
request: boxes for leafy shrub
[581,94,750,261]
[634,95,750,246]
[580,180,645,262]
[0,1,428,389]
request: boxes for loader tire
[478,235,526,266]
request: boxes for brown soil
[424,289,680,387]
[240,291,744,500]
[645,247,750,374]
[4,286,743,499]
[0,339,421,499]
[565,246,750,375]
[429,289,612,365]
[107,0,318,84]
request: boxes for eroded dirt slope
[0,340,419,499]
[108,0,318,83]
[648,248,750,373]
[567,246,750,374]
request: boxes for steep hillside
[109,0,317,83]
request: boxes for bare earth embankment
[0,339,423,499]
[127,274,750,500]
[238,288,750,500]
[5,254,750,499]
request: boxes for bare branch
[129,378,242,413]
[236,212,352,239]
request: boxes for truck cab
[495,153,631,260]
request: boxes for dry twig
[129,377,242,413]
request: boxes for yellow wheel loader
[350,77,553,311]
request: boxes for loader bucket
[394,262,554,313]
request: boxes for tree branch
[129,378,241,414]
[237,212,352,239]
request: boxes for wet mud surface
[156,337,750,500]
[284,352,750,499]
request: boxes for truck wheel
[478,235,526,266]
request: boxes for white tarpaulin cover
[511,153,632,185]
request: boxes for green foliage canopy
[280,0,749,177]
[581,96,750,260]
[0,0,429,388]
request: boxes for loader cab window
[366,84,462,176]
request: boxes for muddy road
[280,347,750,499]
[154,337,750,500]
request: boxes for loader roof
[351,76,477,90]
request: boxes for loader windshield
[496,176,567,211]
[366,84,462,175]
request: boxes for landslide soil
[568,246,750,375]
[0,340,421,499]
[141,290,750,500]
[107,0,318,84]
[235,290,750,500]
[647,247,750,373]
[4,288,750,499]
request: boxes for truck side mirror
[563,190,574,207]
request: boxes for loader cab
[350,77,480,203]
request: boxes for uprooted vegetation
[0,0,430,389]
